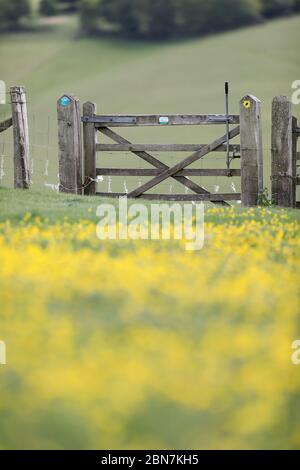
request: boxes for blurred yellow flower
[0,207,299,449]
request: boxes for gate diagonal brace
[99,127,234,205]
[127,126,240,199]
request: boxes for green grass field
[1,187,300,225]
[1,14,299,117]
[0,14,299,195]
[2,185,300,238]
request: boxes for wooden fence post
[10,86,30,189]
[57,94,82,194]
[240,95,263,206]
[292,117,298,204]
[83,101,97,196]
[271,96,296,207]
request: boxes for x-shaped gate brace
[82,114,241,205]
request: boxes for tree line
[80,0,300,39]
[0,0,76,29]
[1,0,300,39]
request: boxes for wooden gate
[57,94,263,206]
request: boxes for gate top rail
[81,114,240,127]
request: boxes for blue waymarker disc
[60,96,71,107]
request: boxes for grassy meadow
[0,14,300,194]
[0,12,300,450]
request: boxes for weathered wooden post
[57,94,82,194]
[292,117,299,205]
[240,95,263,206]
[271,96,296,207]
[83,101,97,195]
[10,86,30,189]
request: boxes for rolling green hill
[0,14,299,194]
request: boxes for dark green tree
[294,0,300,11]
[80,0,100,34]
[206,0,261,32]
[98,0,140,36]
[114,0,140,37]
[260,0,294,17]
[176,0,211,35]
[174,0,261,36]
[0,0,31,30]
[142,0,176,39]
[78,0,295,40]
[39,0,58,16]
[57,0,79,12]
